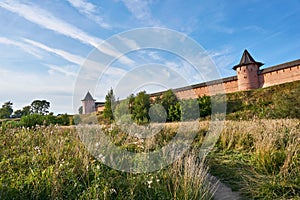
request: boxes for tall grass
[0,124,214,199]
[212,119,300,199]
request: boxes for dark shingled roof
[233,49,264,70]
[82,91,95,101]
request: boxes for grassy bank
[0,124,213,199]
[1,119,299,199]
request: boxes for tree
[12,110,23,118]
[31,100,50,115]
[168,102,181,122]
[114,99,132,123]
[197,95,211,117]
[160,90,179,122]
[78,106,83,114]
[0,101,13,119]
[132,91,150,124]
[12,105,31,118]
[103,88,115,121]
[181,99,199,121]
[149,104,167,123]
[21,106,31,116]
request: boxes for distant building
[82,50,300,114]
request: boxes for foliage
[0,125,214,199]
[0,101,13,119]
[207,119,300,199]
[19,113,44,127]
[132,91,150,124]
[30,100,50,115]
[114,99,132,123]
[103,88,115,121]
[159,89,179,122]
[2,113,73,128]
[181,99,199,121]
[168,102,181,122]
[197,95,211,117]
[78,106,83,114]
[149,104,167,123]
[13,105,32,118]
[225,80,300,120]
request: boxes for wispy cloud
[121,0,161,26]
[46,64,78,77]
[0,1,134,65]
[66,0,111,29]
[0,1,102,46]
[24,38,85,65]
[0,37,43,59]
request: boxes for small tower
[82,91,96,114]
[233,49,264,91]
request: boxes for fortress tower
[233,50,264,91]
[82,91,96,114]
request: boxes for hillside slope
[222,80,300,120]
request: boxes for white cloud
[121,0,161,26]
[24,38,85,65]
[0,1,102,46]
[46,64,78,77]
[0,37,43,59]
[66,0,111,29]
[0,1,134,65]
[0,67,76,114]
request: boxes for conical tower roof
[82,91,95,101]
[233,49,263,70]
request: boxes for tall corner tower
[82,91,96,114]
[233,49,264,91]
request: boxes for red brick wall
[174,78,239,99]
[259,64,300,88]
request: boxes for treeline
[102,89,212,124]
[0,100,72,128]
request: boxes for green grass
[223,80,300,120]
[0,125,213,200]
[207,119,300,199]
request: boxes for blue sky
[0,0,299,114]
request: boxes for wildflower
[147,180,153,188]
[34,146,41,155]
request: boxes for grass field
[1,119,299,199]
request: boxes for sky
[0,0,300,114]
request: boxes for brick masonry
[85,51,300,114]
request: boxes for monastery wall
[259,60,300,88]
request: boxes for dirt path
[207,174,243,200]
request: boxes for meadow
[1,118,299,199]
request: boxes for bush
[19,114,44,127]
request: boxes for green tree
[197,95,211,117]
[12,110,23,118]
[0,101,13,119]
[78,106,83,114]
[168,102,181,122]
[128,94,135,114]
[149,104,167,123]
[103,88,115,121]
[12,105,31,118]
[31,100,50,115]
[132,91,150,124]
[21,106,31,116]
[160,90,178,122]
[181,99,199,121]
[114,99,132,123]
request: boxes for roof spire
[233,49,263,70]
[82,91,95,101]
